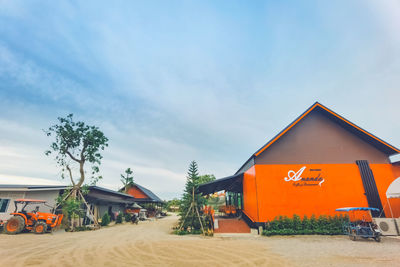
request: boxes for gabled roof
[121,184,163,203]
[237,102,400,173]
[134,184,163,203]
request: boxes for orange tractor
[4,199,63,235]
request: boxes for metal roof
[134,184,163,203]
[0,184,68,191]
[197,173,243,195]
[335,207,380,212]
[88,186,135,199]
[121,184,163,203]
[236,102,400,174]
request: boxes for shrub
[74,226,93,231]
[124,213,132,222]
[173,229,204,235]
[262,214,346,236]
[116,213,123,224]
[100,213,111,226]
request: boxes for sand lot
[0,214,399,267]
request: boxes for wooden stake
[78,190,99,227]
[179,187,205,236]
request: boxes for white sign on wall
[284,166,324,187]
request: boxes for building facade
[199,102,400,225]
[0,185,64,221]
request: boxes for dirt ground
[0,214,399,267]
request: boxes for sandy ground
[0,214,399,267]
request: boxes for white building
[0,184,65,221]
[0,176,139,222]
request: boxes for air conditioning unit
[373,218,399,236]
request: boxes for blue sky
[0,0,399,199]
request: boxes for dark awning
[197,173,243,195]
[86,186,136,205]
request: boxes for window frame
[0,198,11,213]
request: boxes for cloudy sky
[0,0,399,199]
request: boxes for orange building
[123,184,163,204]
[198,102,400,226]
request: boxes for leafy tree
[166,198,181,211]
[45,114,109,197]
[198,174,216,185]
[120,168,134,193]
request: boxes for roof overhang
[0,185,67,192]
[85,186,136,205]
[197,173,243,195]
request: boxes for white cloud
[0,174,65,186]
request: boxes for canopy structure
[335,207,380,212]
[131,203,142,209]
[197,173,243,195]
[14,199,47,203]
[386,177,400,199]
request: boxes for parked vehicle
[4,199,63,235]
[335,207,381,242]
[131,213,139,224]
[139,209,147,221]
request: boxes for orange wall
[127,186,148,199]
[242,166,258,222]
[245,163,400,222]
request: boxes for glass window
[0,198,10,213]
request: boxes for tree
[179,161,207,231]
[120,168,134,193]
[198,174,216,185]
[45,114,109,197]
[166,198,182,212]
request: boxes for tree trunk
[69,186,80,231]
[77,161,85,188]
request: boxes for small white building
[0,176,139,222]
[0,184,65,221]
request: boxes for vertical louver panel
[356,160,385,217]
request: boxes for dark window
[0,198,10,213]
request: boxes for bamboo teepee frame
[54,188,99,228]
[179,187,205,235]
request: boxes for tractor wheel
[4,216,25,235]
[34,222,47,234]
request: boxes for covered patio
[198,173,251,232]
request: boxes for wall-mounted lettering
[284,166,325,187]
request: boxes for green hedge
[262,214,348,236]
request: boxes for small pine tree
[179,161,206,231]
[121,168,134,193]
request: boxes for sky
[0,0,399,200]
